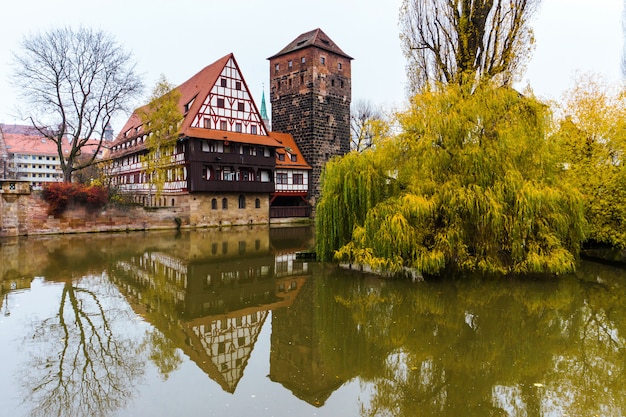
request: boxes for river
[1,226,625,417]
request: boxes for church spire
[260,86,270,130]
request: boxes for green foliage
[317,84,586,276]
[139,76,183,199]
[554,75,626,248]
[316,150,397,262]
[42,182,109,216]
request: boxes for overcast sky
[0,0,623,132]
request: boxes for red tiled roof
[113,53,284,156]
[272,132,311,170]
[268,28,353,60]
[185,127,280,147]
[1,125,105,158]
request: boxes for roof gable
[268,28,353,60]
[185,55,268,137]
[115,54,274,148]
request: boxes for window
[222,198,228,209]
[235,123,242,132]
[301,56,306,63]
[293,173,304,184]
[276,173,288,184]
[238,195,246,209]
[217,98,225,108]
[331,79,335,87]
[288,60,292,69]
[220,78,227,87]
[255,198,261,208]
[321,56,325,65]
[204,118,210,128]
[211,198,217,210]
[277,153,285,161]
[202,141,216,152]
[274,63,279,73]
[300,74,304,84]
[338,62,342,70]
[235,81,242,90]
[238,102,245,111]
[220,120,227,130]
[290,154,297,162]
[223,169,235,181]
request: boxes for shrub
[42,182,109,216]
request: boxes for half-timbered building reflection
[110,227,312,392]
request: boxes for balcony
[270,206,311,218]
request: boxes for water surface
[1,226,625,416]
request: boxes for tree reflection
[20,275,144,417]
[318,267,626,417]
[139,328,183,381]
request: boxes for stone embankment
[0,180,186,237]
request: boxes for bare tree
[399,0,540,93]
[350,100,383,152]
[12,27,143,182]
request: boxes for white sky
[0,0,623,132]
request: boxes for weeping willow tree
[317,83,586,276]
[139,76,183,200]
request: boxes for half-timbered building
[107,53,310,227]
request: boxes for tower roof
[268,28,353,60]
[260,90,268,121]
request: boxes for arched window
[255,198,261,208]
[238,195,246,209]
[222,198,228,210]
[211,198,218,210]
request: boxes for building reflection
[109,226,313,393]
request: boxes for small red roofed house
[271,132,312,219]
[106,53,311,227]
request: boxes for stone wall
[0,180,285,237]
[270,45,352,206]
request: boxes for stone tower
[268,28,352,206]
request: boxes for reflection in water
[1,226,626,417]
[19,276,144,417]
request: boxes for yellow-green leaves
[317,84,586,276]
[139,76,183,199]
[555,75,626,248]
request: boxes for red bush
[42,182,109,215]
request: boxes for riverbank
[0,180,311,238]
